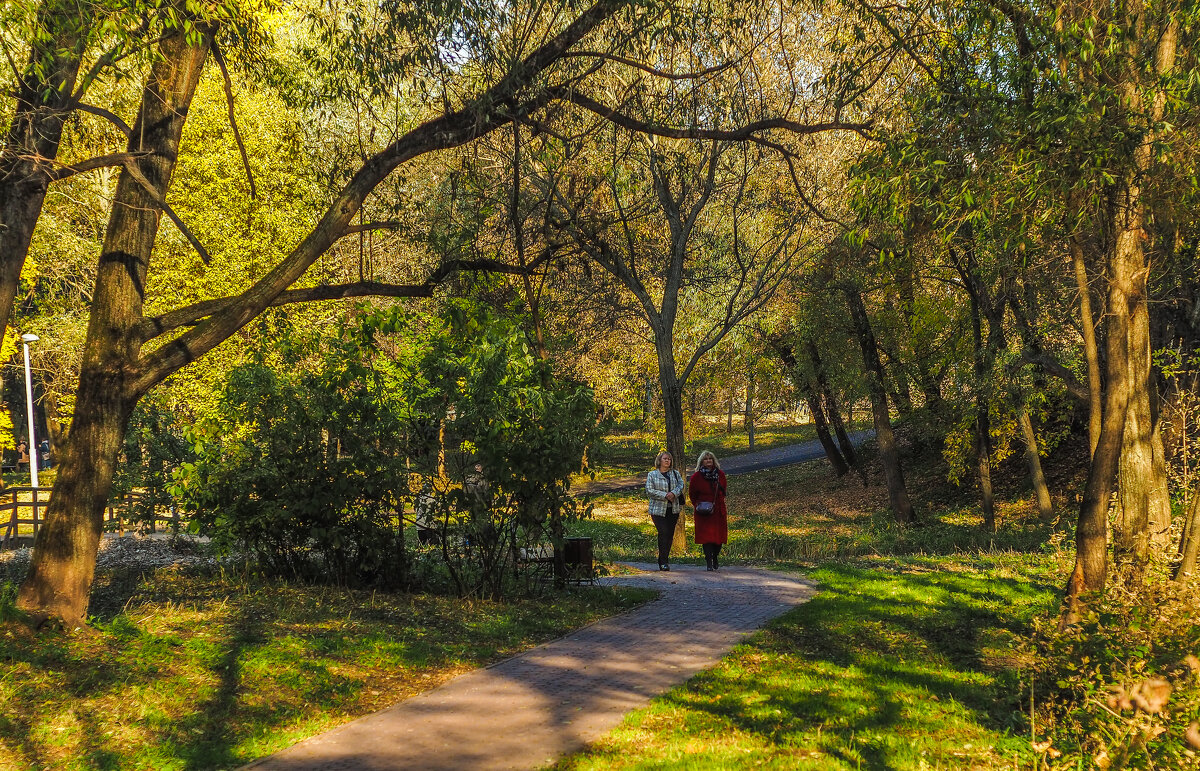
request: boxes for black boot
[712,548,719,571]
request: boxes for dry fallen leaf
[1130,678,1171,714]
[1093,749,1111,769]
[1184,655,1200,674]
[1186,721,1200,751]
[1107,684,1132,711]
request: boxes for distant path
[575,429,874,495]
[242,563,815,771]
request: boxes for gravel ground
[0,534,220,583]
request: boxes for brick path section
[242,564,815,771]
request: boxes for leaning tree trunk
[807,393,848,476]
[809,341,866,483]
[1019,411,1054,520]
[1071,239,1103,458]
[18,30,211,624]
[1175,488,1200,582]
[0,1,90,345]
[845,287,914,524]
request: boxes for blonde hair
[694,450,722,471]
[653,451,674,470]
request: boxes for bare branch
[553,89,874,140]
[341,220,401,235]
[73,102,132,136]
[122,159,212,265]
[212,43,257,199]
[557,50,739,80]
[41,151,149,181]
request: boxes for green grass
[555,554,1059,770]
[559,436,1080,769]
[574,459,1058,569]
[0,571,654,770]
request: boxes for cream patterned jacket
[645,468,685,517]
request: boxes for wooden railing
[0,487,185,548]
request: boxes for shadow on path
[241,564,815,771]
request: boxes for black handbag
[694,500,714,516]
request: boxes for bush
[1029,577,1200,768]
[174,321,409,586]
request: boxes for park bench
[515,536,595,587]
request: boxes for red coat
[688,469,728,544]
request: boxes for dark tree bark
[807,394,849,476]
[1007,293,1055,520]
[845,286,914,524]
[18,29,212,622]
[745,374,756,451]
[0,1,90,345]
[950,242,998,531]
[807,340,865,483]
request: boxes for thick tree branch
[130,0,631,393]
[1020,351,1090,406]
[341,220,401,235]
[139,257,546,340]
[72,102,133,136]
[31,151,148,181]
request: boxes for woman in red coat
[688,450,728,571]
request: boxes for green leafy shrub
[1029,578,1200,768]
[395,303,601,598]
[174,319,409,586]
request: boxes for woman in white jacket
[645,451,685,571]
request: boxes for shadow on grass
[639,561,1053,769]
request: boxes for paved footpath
[576,430,873,495]
[243,563,816,771]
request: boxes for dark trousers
[702,542,722,567]
[652,510,680,566]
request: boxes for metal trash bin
[562,536,594,585]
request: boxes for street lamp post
[21,333,39,488]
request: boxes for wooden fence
[0,487,185,548]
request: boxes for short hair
[654,451,674,469]
[694,450,722,471]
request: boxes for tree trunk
[18,30,212,624]
[0,2,90,346]
[653,341,688,555]
[1019,410,1054,520]
[1175,488,1200,582]
[1071,240,1103,458]
[808,393,848,476]
[1064,185,1141,618]
[808,341,865,483]
[960,253,996,531]
[845,287,914,524]
[727,393,734,432]
[745,375,756,451]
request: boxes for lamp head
[20,333,38,343]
